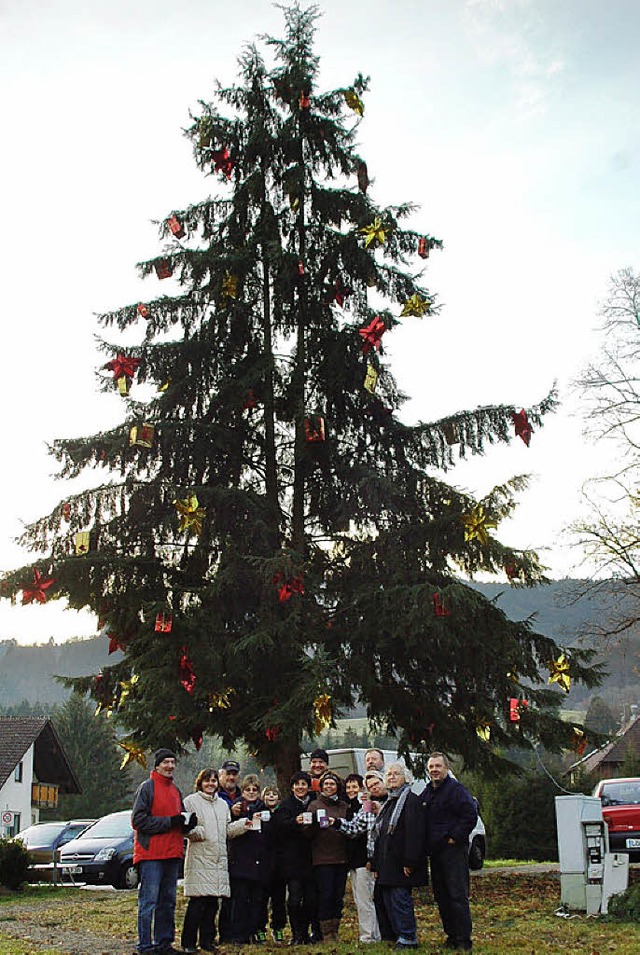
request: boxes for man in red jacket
[132,749,194,955]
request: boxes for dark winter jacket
[273,793,314,881]
[420,774,478,855]
[370,788,427,887]
[227,797,274,885]
[345,795,368,870]
[307,794,348,866]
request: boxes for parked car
[468,798,487,870]
[59,810,137,889]
[15,820,95,868]
[593,776,640,857]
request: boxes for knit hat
[154,748,177,767]
[309,748,329,763]
[364,770,384,783]
[319,770,341,788]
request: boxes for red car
[592,777,640,856]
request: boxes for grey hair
[385,761,413,785]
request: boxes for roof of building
[568,714,640,776]
[0,717,81,794]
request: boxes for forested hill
[0,635,118,707]
[0,580,638,709]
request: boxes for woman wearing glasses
[227,774,276,944]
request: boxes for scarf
[372,782,411,841]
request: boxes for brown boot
[319,920,336,941]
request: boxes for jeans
[430,843,472,945]
[287,873,317,941]
[229,878,265,943]
[259,875,287,932]
[181,895,220,950]
[381,885,417,945]
[137,858,180,953]
[314,863,348,921]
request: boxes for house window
[14,761,23,783]
[8,813,20,838]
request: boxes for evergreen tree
[585,695,618,738]
[2,4,601,789]
[52,693,132,819]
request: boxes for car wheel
[468,836,484,870]
[115,861,139,890]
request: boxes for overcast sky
[1,0,638,644]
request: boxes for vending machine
[555,794,628,914]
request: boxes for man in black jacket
[421,753,477,952]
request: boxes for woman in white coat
[181,767,246,953]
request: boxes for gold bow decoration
[548,653,571,693]
[476,721,491,742]
[343,88,364,116]
[461,504,497,546]
[118,739,147,770]
[222,271,239,301]
[364,364,378,394]
[400,294,431,318]
[313,693,332,736]
[209,687,235,711]
[360,217,390,250]
[174,495,206,537]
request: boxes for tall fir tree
[4,4,600,787]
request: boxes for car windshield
[600,782,640,806]
[16,824,66,846]
[79,814,131,839]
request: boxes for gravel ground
[0,896,135,955]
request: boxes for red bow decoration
[509,698,528,723]
[180,648,197,695]
[212,146,233,179]
[512,409,532,446]
[573,727,587,757]
[62,502,71,522]
[155,613,173,633]
[108,634,125,655]
[167,215,185,239]
[433,593,450,617]
[332,277,352,308]
[105,353,140,382]
[266,725,281,742]
[359,316,386,354]
[155,259,173,280]
[137,303,150,318]
[304,416,326,443]
[22,569,55,605]
[273,573,304,603]
[418,237,429,259]
[243,388,257,411]
[191,725,204,751]
[299,91,311,110]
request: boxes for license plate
[63,865,83,874]
[626,839,640,849]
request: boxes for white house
[0,717,81,837]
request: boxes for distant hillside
[1,580,638,711]
[0,635,119,706]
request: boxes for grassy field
[1,872,639,954]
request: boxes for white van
[301,747,486,869]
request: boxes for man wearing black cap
[216,758,242,943]
[308,749,329,793]
[218,759,242,806]
[132,749,195,955]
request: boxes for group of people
[131,746,478,954]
